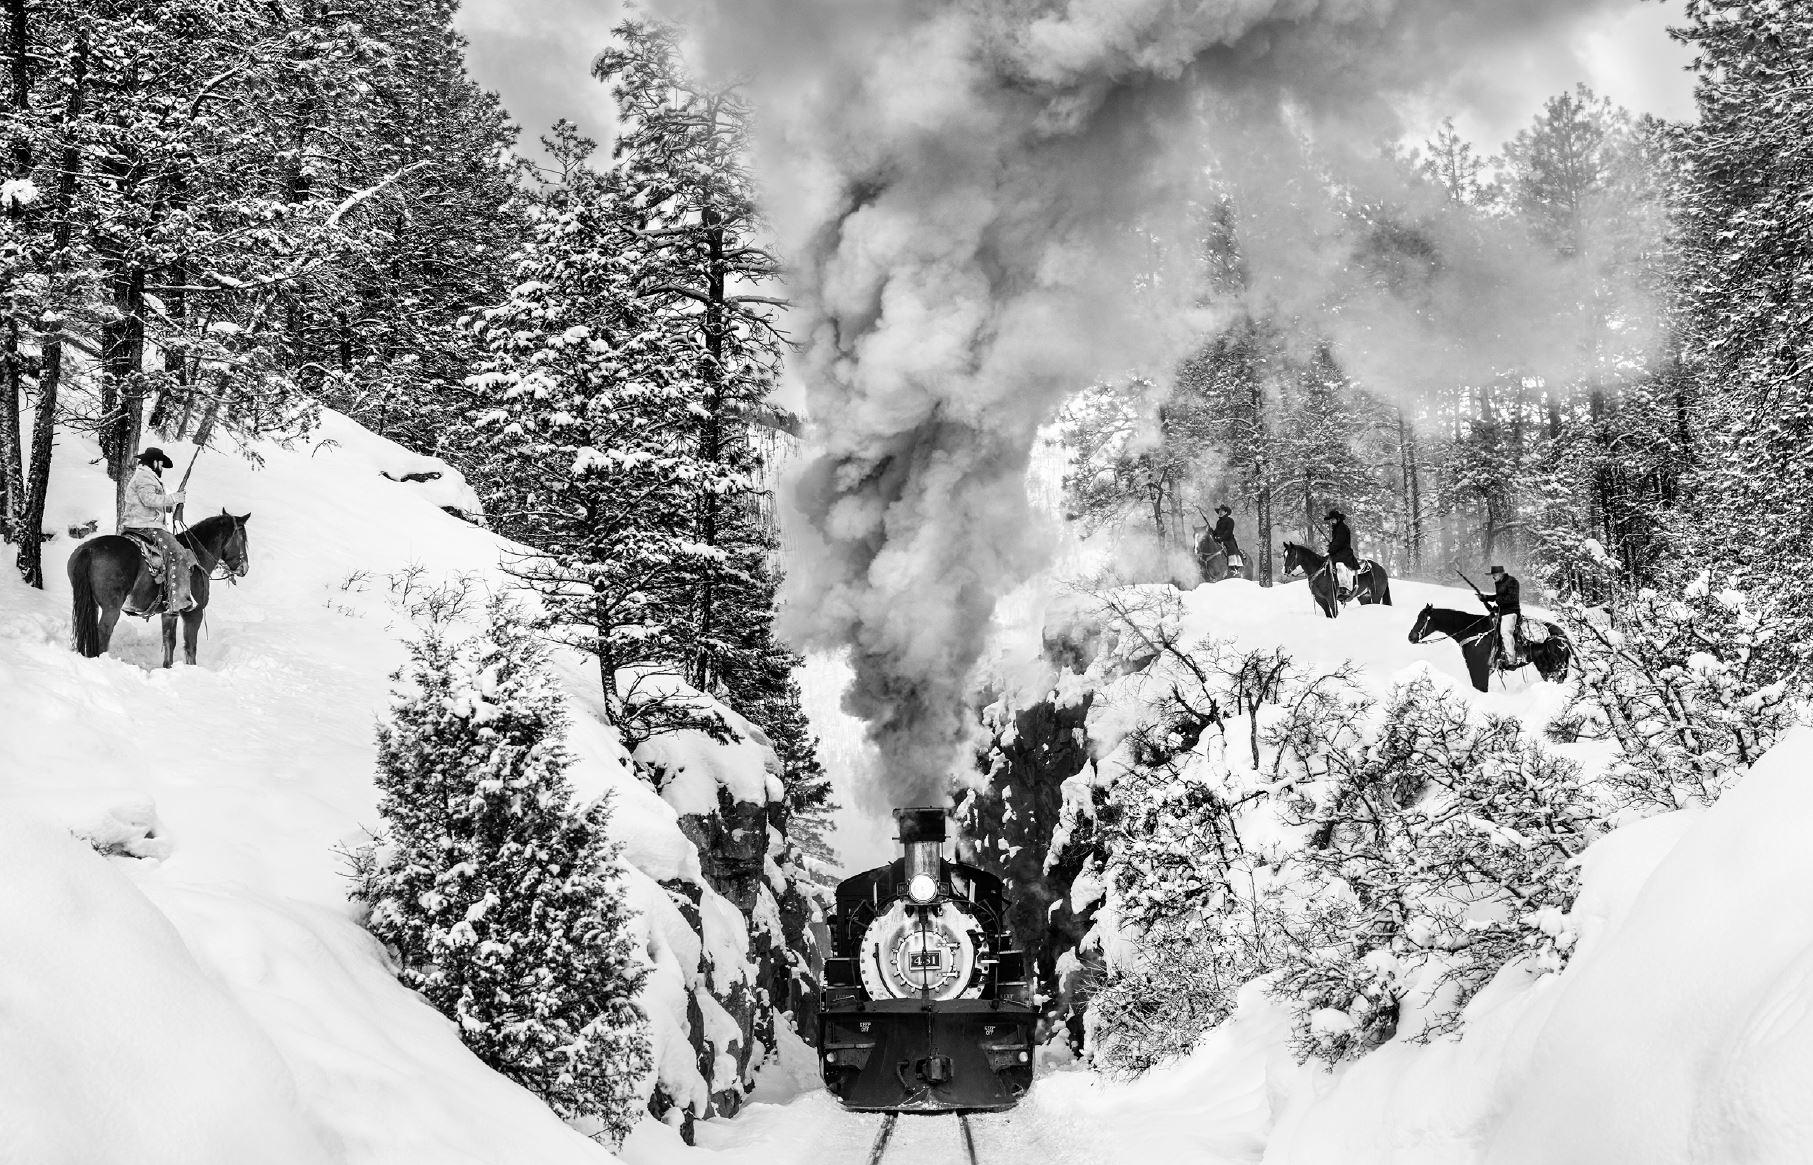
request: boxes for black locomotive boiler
[818,807,1037,1112]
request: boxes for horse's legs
[161,614,177,669]
[182,608,202,665]
[1463,641,1492,692]
[97,605,122,655]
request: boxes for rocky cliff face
[960,684,1104,1046]
[957,593,1164,1047]
[639,734,822,1142]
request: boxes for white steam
[666,0,1652,806]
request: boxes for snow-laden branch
[191,161,434,293]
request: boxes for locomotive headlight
[908,873,938,903]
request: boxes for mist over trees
[1057,81,1706,601]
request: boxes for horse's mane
[181,513,238,545]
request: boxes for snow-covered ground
[0,413,780,1164]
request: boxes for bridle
[178,516,248,584]
[1411,607,1495,648]
[1283,544,1332,585]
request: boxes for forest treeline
[1063,86,1674,590]
[0,2,829,834]
[1062,2,1807,647]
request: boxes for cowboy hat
[136,447,174,470]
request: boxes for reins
[174,514,245,583]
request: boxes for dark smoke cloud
[659,0,1657,806]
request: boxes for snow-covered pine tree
[1674,0,1813,652]
[1057,374,1214,559]
[593,19,791,697]
[351,596,651,1146]
[1501,88,1681,590]
[467,123,729,744]
[593,18,830,846]
[250,0,526,459]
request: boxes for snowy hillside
[0,412,793,1163]
[965,570,1813,1165]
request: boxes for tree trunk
[0,0,28,544]
[1302,469,1314,545]
[1255,459,1272,586]
[15,28,84,587]
[102,264,148,517]
[1399,407,1422,575]
[16,337,56,583]
[691,206,727,693]
[0,316,22,542]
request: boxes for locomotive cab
[818,807,1037,1112]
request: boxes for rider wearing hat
[1485,564,1522,664]
[1211,504,1241,562]
[118,447,195,613]
[1325,508,1359,598]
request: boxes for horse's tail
[68,546,102,658]
[1380,577,1393,606]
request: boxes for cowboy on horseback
[1325,509,1360,600]
[1211,505,1242,563]
[119,447,196,614]
[1483,564,1522,665]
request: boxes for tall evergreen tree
[594,18,788,694]
[593,19,824,809]
[467,124,730,743]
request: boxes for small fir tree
[351,597,651,1145]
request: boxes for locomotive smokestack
[896,807,947,903]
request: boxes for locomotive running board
[820,1000,1037,1112]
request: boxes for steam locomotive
[818,807,1038,1112]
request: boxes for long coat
[1327,518,1358,569]
[1491,572,1522,614]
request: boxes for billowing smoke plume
[667,0,1647,806]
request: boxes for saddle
[120,529,183,617]
[1334,561,1368,597]
[1515,619,1549,646]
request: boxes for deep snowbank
[1263,728,1813,1164]
[0,412,785,1162]
[0,811,332,1165]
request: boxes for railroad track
[863,1111,982,1165]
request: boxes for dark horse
[1407,603,1572,693]
[1281,541,1392,617]
[69,511,251,667]
[1194,530,1254,584]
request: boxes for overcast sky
[457,0,1697,160]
